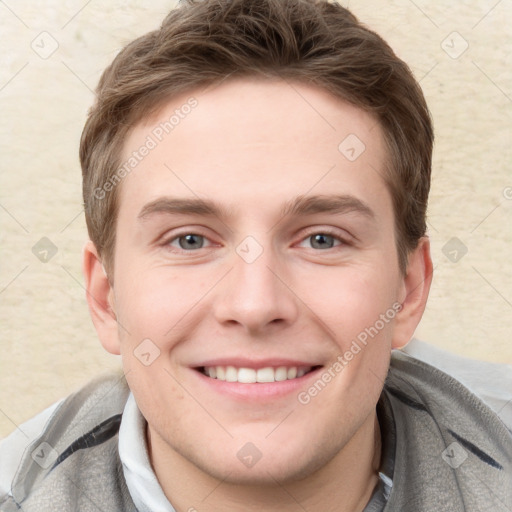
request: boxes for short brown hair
[80,0,433,277]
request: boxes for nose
[213,244,299,335]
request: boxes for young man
[1,1,511,510]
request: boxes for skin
[83,77,432,512]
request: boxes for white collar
[118,392,176,512]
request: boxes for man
[1,0,511,510]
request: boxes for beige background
[1,1,511,439]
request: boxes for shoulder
[384,348,512,510]
[0,371,130,510]
[401,338,512,431]
[0,399,63,500]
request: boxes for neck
[148,412,382,512]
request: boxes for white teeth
[287,367,297,379]
[237,368,257,384]
[275,366,288,381]
[203,365,313,383]
[225,366,237,382]
[256,367,275,383]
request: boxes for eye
[168,233,210,251]
[299,233,343,250]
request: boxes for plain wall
[1,1,511,438]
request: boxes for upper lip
[192,358,323,369]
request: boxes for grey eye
[309,234,336,249]
[176,234,205,250]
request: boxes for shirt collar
[119,392,176,512]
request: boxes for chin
[180,433,342,486]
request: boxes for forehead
[116,77,391,221]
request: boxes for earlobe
[82,240,121,355]
[391,237,433,349]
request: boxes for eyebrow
[279,194,375,220]
[137,194,375,222]
[138,197,229,221]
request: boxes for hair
[80,0,433,278]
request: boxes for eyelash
[161,228,350,253]
[297,229,349,249]
[164,232,215,251]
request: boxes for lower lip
[192,367,323,401]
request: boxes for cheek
[295,262,400,342]
[292,263,398,396]
[114,263,217,343]
[123,358,194,444]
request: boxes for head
[82,0,433,492]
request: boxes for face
[85,77,430,486]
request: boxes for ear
[392,237,433,349]
[82,240,120,355]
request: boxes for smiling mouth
[198,365,321,383]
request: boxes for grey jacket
[1,351,511,511]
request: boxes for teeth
[275,367,288,381]
[287,367,297,379]
[225,366,237,382]
[203,365,312,383]
[256,367,275,383]
[237,368,256,384]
